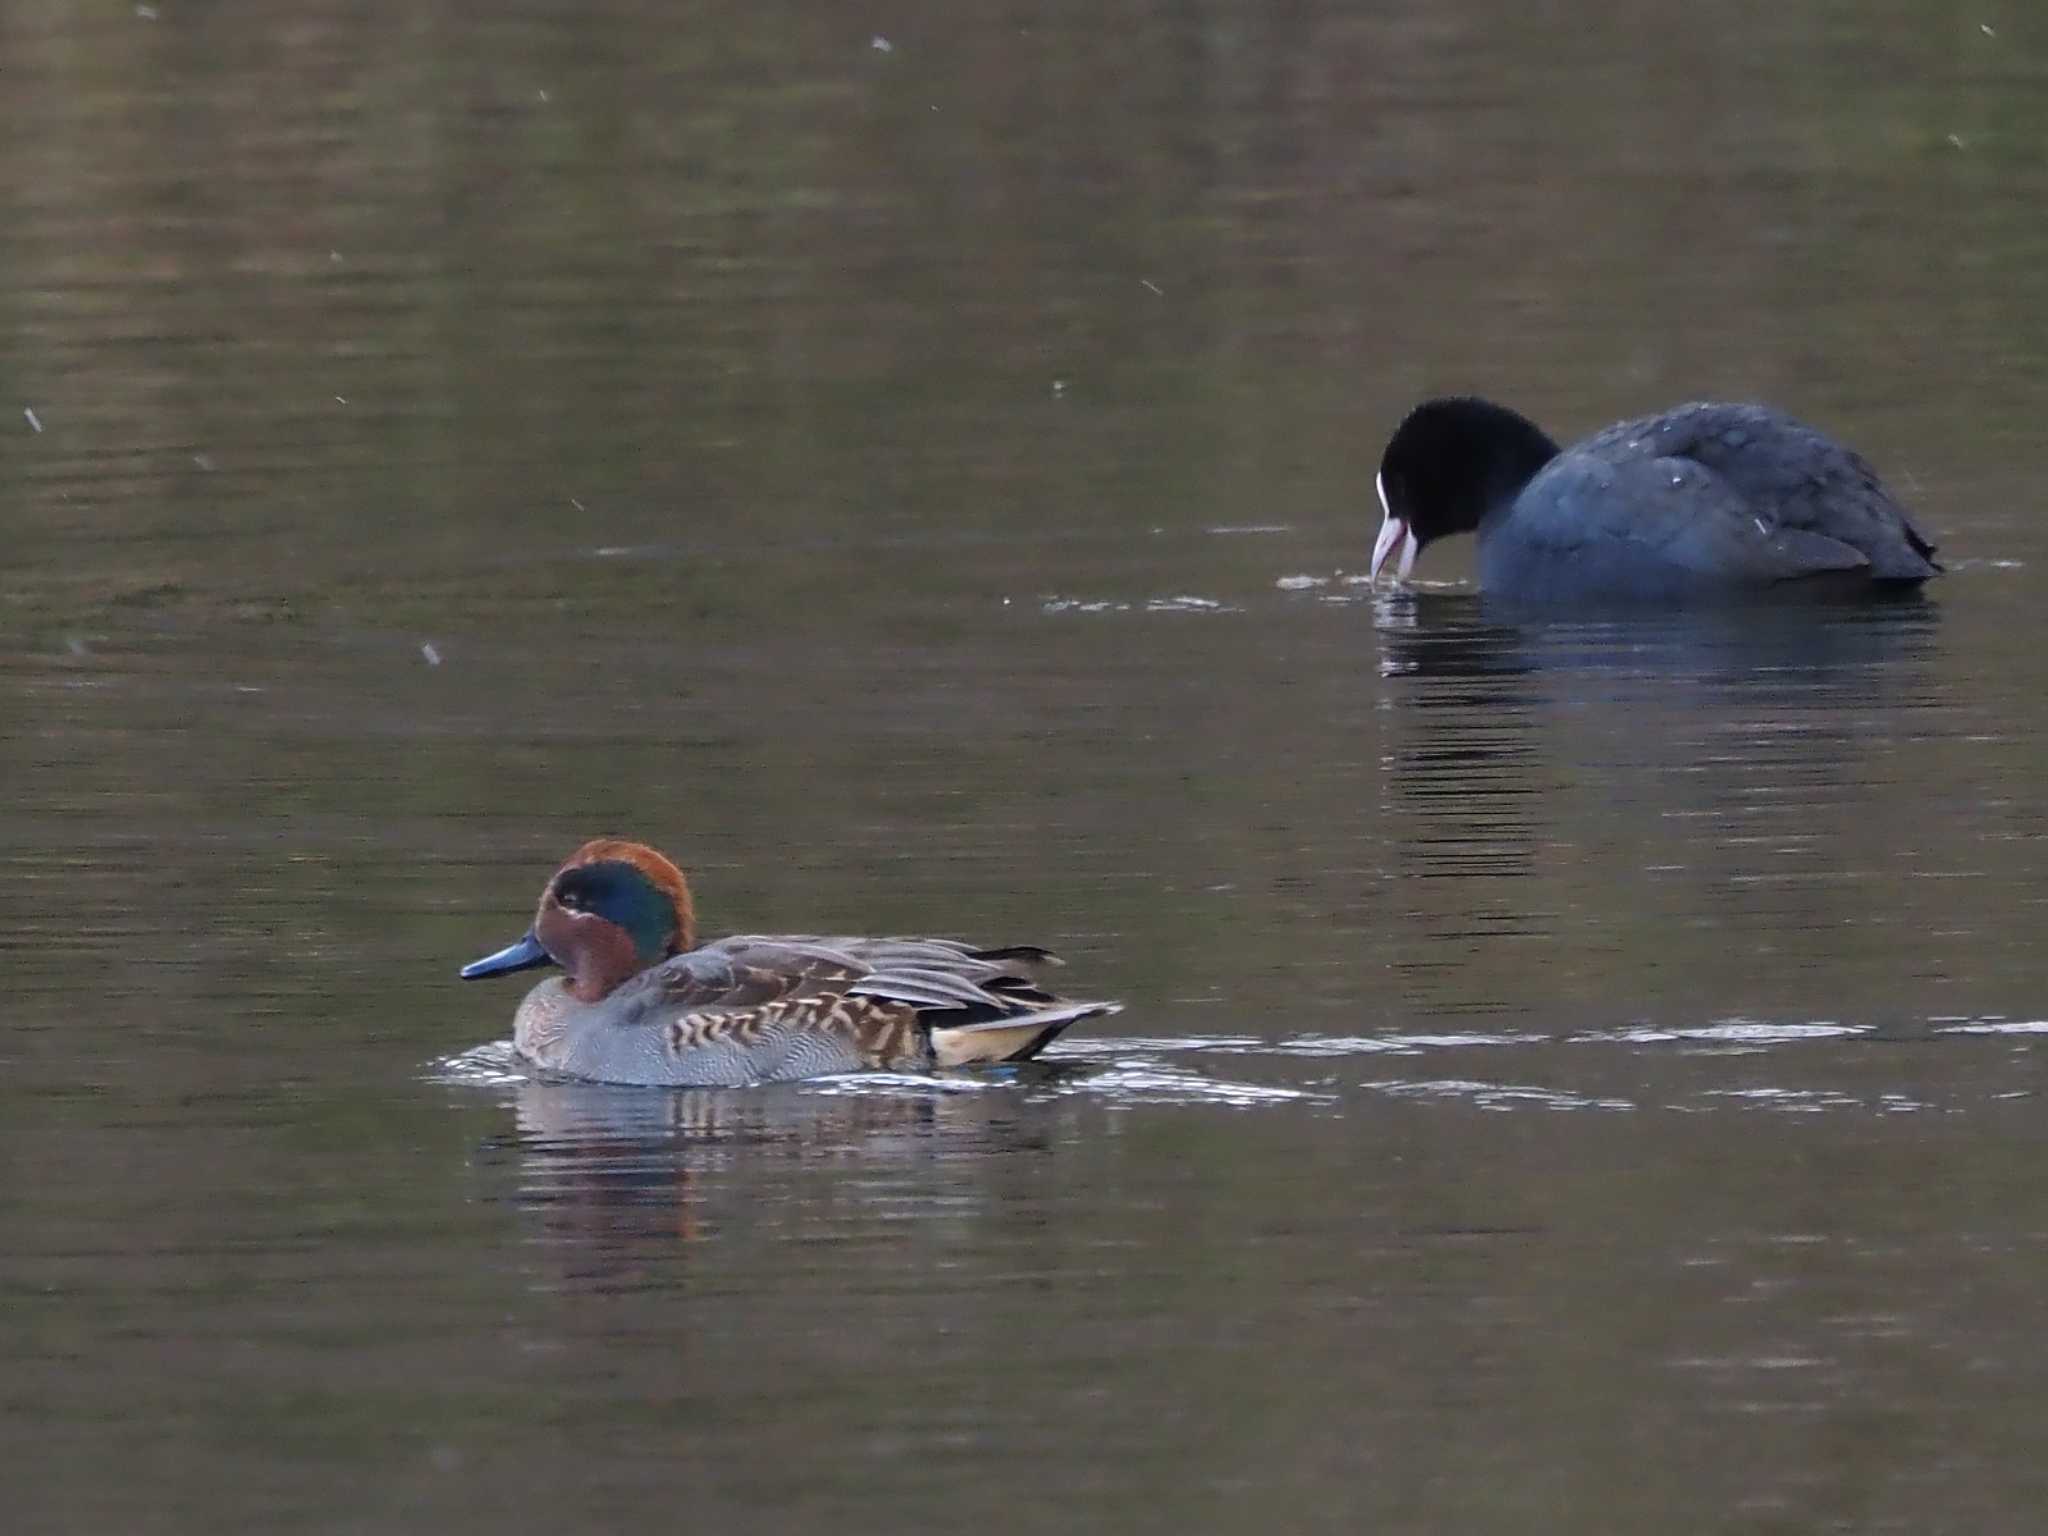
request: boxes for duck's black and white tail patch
[929,1001,1122,1067]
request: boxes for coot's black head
[1372,397,1562,582]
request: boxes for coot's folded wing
[1497,449,1868,597]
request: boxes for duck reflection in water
[477,1072,1080,1285]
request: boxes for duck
[459,838,1121,1086]
[1370,396,1941,603]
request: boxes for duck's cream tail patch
[931,1002,1121,1067]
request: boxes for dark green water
[7,2,2048,1531]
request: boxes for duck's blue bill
[460,931,554,980]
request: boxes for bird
[1370,396,1940,603]
[459,839,1120,1086]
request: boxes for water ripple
[432,1017,2048,1118]
[1934,1018,2048,1036]
[1582,1020,1870,1046]
[1038,594,1238,615]
[1050,1061,1328,1108]
[1363,1078,1636,1112]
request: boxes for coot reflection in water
[1370,588,1941,688]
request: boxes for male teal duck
[460,839,1121,1086]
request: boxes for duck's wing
[792,937,1116,1063]
[626,935,1071,1015]
[1585,403,1939,578]
[1512,449,1872,590]
[603,936,1113,1080]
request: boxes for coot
[1371,397,1940,602]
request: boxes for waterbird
[460,839,1120,1086]
[1371,397,1940,602]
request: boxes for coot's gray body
[1372,397,1940,603]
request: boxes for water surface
[7,2,2048,1531]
